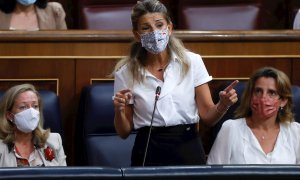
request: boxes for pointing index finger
[224,80,239,93]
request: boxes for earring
[279,106,284,116]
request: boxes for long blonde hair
[0,84,50,147]
[112,0,190,82]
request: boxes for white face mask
[17,0,36,6]
[13,108,40,133]
[140,28,169,54]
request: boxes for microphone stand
[142,86,161,166]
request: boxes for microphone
[142,86,161,166]
[155,86,161,100]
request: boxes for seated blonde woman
[0,84,66,167]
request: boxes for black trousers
[131,123,206,166]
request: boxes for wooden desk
[0,30,299,165]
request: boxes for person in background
[293,9,300,29]
[0,84,66,167]
[112,0,238,166]
[0,0,67,30]
[207,67,300,164]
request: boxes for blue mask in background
[17,0,36,6]
[141,28,169,54]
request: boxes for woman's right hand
[113,89,132,111]
[113,89,133,139]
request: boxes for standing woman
[0,0,67,30]
[113,0,238,166]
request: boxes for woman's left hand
[218,80,239,110]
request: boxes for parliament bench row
[74,80,300,167]
[0,80,299,167]
[1,165,300,180]
[74,0,300,30]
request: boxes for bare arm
[113,89,134,139]
[196,80,239,127]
